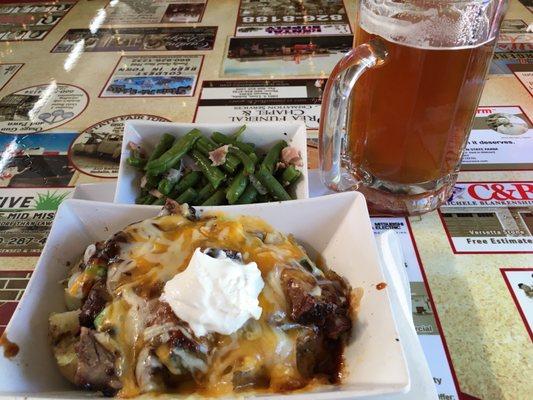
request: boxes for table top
[0,1,531,399]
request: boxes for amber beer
[319,0,507,214]
[349,26,495,185]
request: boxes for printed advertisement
[0,188,72,256]
[500,268,533,340]
[0,133,76,187]
[462,106,533,171]
[371,218,460,400]
[517,0,533,13]
[496,23,533,52]
[101,55,203,98]
[52,27,217,53]
[492,18,531,75]
[0,64,22,91]
[490,51,533,75]
[501,19,529,33]
[105,0,207,25]
[439,182,533,253]
[0,270,32,335]
[223,35,352,76]
[236,0,351,36]
[0,1,75,41]
[509,64,533,96]
[194,79,326,128]
[0,83,88,134]
[69,114,170,178]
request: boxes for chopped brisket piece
[87,232,128,267]
[79,281,109,328]
[281,268,351,339]
[75,328,122,396]
[147,301,209,356]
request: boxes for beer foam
[360,0,500,50]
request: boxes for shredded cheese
[91,213,328,397]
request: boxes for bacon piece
[208,145,229,166]
[161,198,180,216]
[127,141,145,155]
[149,189,164,199]
[127,141,140,151]
[161,199,197,220]
[281,146,303,167]
[140,174,148,189]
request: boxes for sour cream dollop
[161,247,264,337]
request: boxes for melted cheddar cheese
[66,211,348,397]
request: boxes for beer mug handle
[319,39,388,191]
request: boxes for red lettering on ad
[468,183,533,201]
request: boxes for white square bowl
[0,192,409,399]
[114,121,309,205]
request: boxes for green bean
[222,156,240,174]
[234,141,255,154]
[136,129,299,206]
[261,140,287,173]
[136,193,150,204]
[196,175,208,189]
[151,197,166,205]
[211,131,255,154]
[248,152,259,165]
[211,132,232,145]
[249,173,268,195]
[170,171,201,198]
[143,194,156,204]
[196,184,216,204]
[257,166,291,201]
[228,147,255,174]
[148,133,175,162]
[194,136,217,155]
[146,129,201,175]
[86,264,106,278]
[201,189,226,206]
[236,184,258,204]
[157,179,173,196]
[195,136,240,174]
[176,188,198,204]
[226,170,248,204]
[127,152,146,169]
[230,125,246,139]
[93,308,107,330]
[142,173,159,191]
[281,165,302,186]
[191,149,226,189]
[157,168,182,195]
[257,193,273,203]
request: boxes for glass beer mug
[319,0,508,215]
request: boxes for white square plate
[0,192,409,399]
[114,121,309,205]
